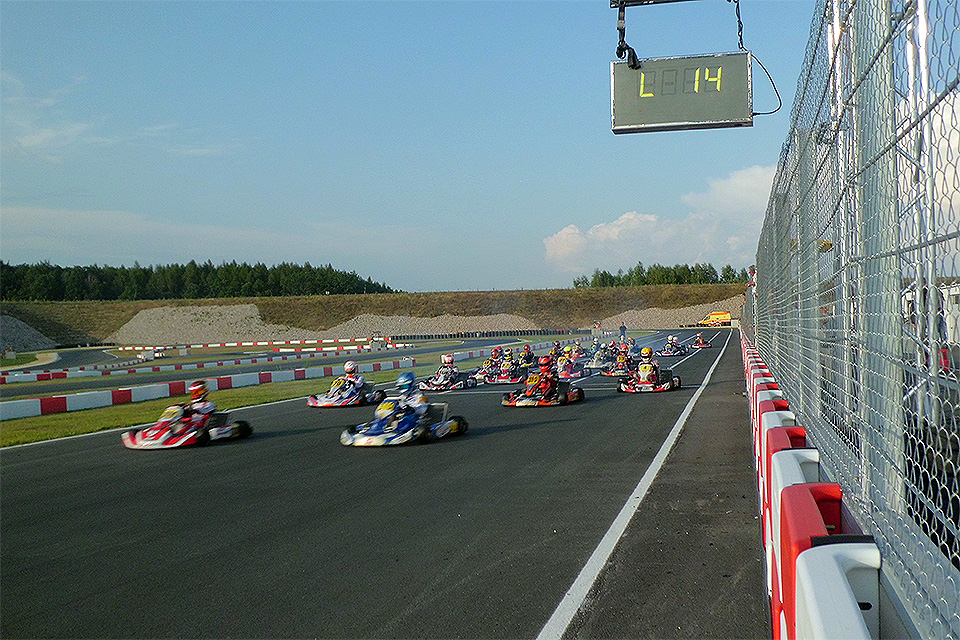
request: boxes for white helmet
[441,354,454,365]
[344,360,358,374]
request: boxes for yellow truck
[698,311,732,326]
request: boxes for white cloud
[1,72,232,161]
[543,165,776,275]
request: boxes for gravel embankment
[4,295,744,349]
[0,316,58,352]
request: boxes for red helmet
[538,355,553,372]
[441,354,454,365]
[492,347,503,358]
[344,360,358,374]
[189,380,208,401]
[522,344,531,352]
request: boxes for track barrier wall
[742,332,889,640]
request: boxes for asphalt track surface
[1,329,766,639]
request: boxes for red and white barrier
[0,343,415,384]
[0,358,416,421]
[794,540,880,640]
[116,337,383,350]
[741,332,879,640]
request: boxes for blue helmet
[396,371,416,392]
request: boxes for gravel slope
[5,295,743,349]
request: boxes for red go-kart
[502,372,585,406]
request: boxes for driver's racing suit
[433,364,460,384]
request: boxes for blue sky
[1,0,814,292]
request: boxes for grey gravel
[1,316,58,352]
[2,295,744,350]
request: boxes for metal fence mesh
[742,0,960,636]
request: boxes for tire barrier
[384,329,592,341]
[741,332,881,640]
[0,358,416,421]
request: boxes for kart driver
[395,372,428,420]
[434,354,459,383]
[694,333,707,346]
[490,346,504,364]
[518,344,535,367]
[534,355,559,400]
[549,341,563,360]
[635,347,661,383]
[181,380,216,432]
[341,360,366,392]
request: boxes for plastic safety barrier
[794,538,880,640]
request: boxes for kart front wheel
[465,377,477,388]
[369,390,386,404]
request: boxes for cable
[728,0,782,117]
[615,0,641,70]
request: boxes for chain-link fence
[741,0,959,636]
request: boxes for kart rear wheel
[236,420,252,438]
[674,376,681,390]
[465,377,477,388]
[449,416,468,435]
[194,428,210,447]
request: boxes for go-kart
[340,399,468,446]
[307,378,387,407]
[690,339,712,349]
[418,371,478,391]
[122,404,252,449]
[479,361,525,385]
[586,350,614,371]
[470,359,499,383]
[557,356,588,379]
[654,343,688,357]
[501,372,585,407]
[617,363,681,393]
[601,354,633,376]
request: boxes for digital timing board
[611,51,753,133]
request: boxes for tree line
[0,260,396,301]
[573,262,750,288]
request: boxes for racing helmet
[344,360,358,375]
[538,355,553,372]
[628,337,636,345]
[639,347,653,362]
[492,346,503,359]
[564,345,573,354]
[441,354,454,365]
[189,380,208,401]
[553,341,561,349]
[396,372,416,393]
[522,344,531,353]
[504,348,513,359]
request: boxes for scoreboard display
[611,51,753,133]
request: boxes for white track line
[536,329,733,640]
